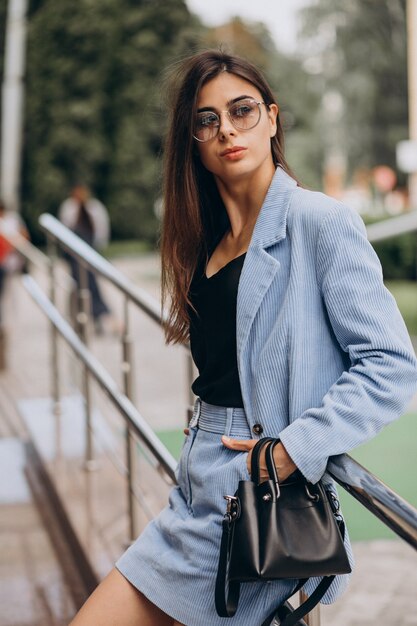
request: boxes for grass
[156,428,185,461]
[102,239,154,259]
[157,411,417,542]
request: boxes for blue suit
[117,166,417,618]
[237,166,417,484]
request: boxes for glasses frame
[193,99,267,143]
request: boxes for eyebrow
[197,94,255,113]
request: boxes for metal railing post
[299,592,320,625]
[47,236,61,416]
[77,263,95,470]
[122,295,138,541]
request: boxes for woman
[70,50,417,626]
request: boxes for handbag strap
[215,513,240,616]
[215,437,274,617]
[275,576,335,626]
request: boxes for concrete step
[0,437,76,626]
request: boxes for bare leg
[69,568,182,626]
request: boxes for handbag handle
[250,437,275,485]
[265,439,280,494]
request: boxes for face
[72,185,89,203]
[194,73,278,185]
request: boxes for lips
[220,146,246,157]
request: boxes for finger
[247,452,252,474]
[183,428,189,436]
[221,436,257,451]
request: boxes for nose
[218,111,236,139]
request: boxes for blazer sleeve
[279,204,417,484]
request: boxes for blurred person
[58,184,112,334]
[0,199,29,326]
[69,51,417,626]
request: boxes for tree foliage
[1,2,410,245]
[22,0,202,242]
[298,0,408,181]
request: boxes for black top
[189,253,246,408]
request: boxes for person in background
[0,198,30,370]
[0,198,29,325]
[58,184,112,334]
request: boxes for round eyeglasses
[193,98,267,143]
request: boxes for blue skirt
[116,400,351,625]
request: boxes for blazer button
[252,423,263,436]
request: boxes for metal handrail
[0,218,73,289]
[328,455,417,550]
[23,273,178,482]
[39,213,164,325]
[366,210,417,243]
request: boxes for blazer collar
[236,167,297,413]
[250,165,297,248]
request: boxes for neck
[214,161,276,239]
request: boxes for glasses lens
[229,99,260,130]
[194,111,220,142]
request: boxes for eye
[231,101,256,118]
[196,112,219,128]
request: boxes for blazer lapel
[236,167,297,364]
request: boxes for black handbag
[215,438,351,626]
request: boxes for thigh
[69,568,175,626]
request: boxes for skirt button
[252,423,263,435]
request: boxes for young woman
[70,50,417,626]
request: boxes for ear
[267,103,279,137]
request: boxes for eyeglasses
[193,98,267,143]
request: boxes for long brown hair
[161,49,295,344]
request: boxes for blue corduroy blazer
[236,166,417,485]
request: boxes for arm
[279,204,417,484]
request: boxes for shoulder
[287,187,365,237]
[58,198,76,218]
[87,198,107,214]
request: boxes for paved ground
[0,253,416,625]
[0,438,76,626]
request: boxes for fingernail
[222,436,231,442]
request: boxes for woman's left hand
[221,436,297,482]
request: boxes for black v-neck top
[189,253,246,408]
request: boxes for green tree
[298,1,408,181]
[22,0,202,242]
[105,0,202,240]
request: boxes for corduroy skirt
[116,399,351,625]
